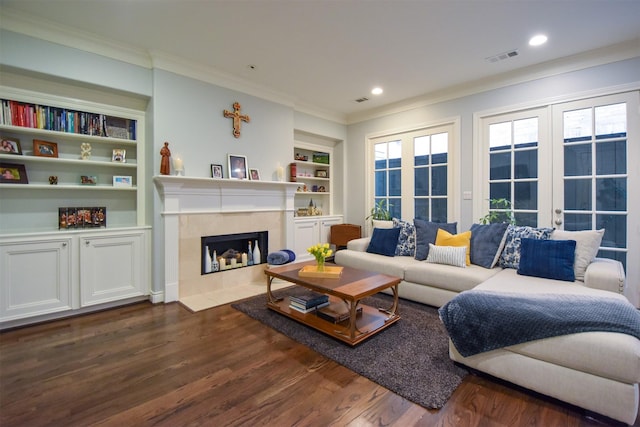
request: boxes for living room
[1,1,639,425]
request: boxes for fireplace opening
[201,231,268,275]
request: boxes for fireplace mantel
[154,176,299,302]
[154,176,299,214]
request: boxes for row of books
[288,291,363,323]
[289,291,329,313]
[0,99,136,141]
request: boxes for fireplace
[153,176,299,305]
[202,231,268,274]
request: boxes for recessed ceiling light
[529,34,548,47]
[371,87,383,95]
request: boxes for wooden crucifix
[223,102,250,138]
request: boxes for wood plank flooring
[0,301,634,426]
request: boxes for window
[369,123,456,224]
[556,100,629,266]
[487,115,540,226]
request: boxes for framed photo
[1,137,22,155]
[34,139,58,158]
[80,175,97,185]
[228,154,248,180]
[59,206,106,229]
[249,168,260,181]
[0,163,28,184]
[112,148,126,163]
[113,175,132,187]
[211,164,223,179]
[315,170,328,178]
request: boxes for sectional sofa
[334,220,639,425]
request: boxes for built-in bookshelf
[0,86,150,328]
[292,142,333,217]
[0,86,146,233]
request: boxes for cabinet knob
[62,242,67,247]
[85,241,90,246]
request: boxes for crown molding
[346,39,640,125]
[0,8,152,69]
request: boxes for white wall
[0,30,152,97]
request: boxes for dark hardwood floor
[0,301,635,426]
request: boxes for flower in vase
[307,243,333,267]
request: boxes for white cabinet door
[293,219,319,259]
[319,217,343,244]
[80,231,147,307]
[293,216,344,260]
[0,238,73,321]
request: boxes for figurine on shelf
[160,141,171,175]
[80,142,91,160]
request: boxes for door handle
[554,208,563,226]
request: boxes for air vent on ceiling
[355,97,369,103]
[486,49,519,63]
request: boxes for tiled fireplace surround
[154,176,299,307]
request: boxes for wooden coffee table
[264,261,401,346]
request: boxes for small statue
[160,141,171,175]
[80,143,91,160]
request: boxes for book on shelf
[289,301,330,314]
[317,304,363,323]
[289,291,329,308]
[289,298,329,311]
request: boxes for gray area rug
[231,288,467,409]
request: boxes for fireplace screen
[201,231,268,275]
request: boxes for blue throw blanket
[439,290,640,357]
[266,250,296,265]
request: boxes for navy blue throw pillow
[413,219,457,260]
[470,222,509,269]
[517,238,576,282]
[366,227,401,257]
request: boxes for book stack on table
[289,291,329,313]
[317,304,363,323]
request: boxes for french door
[480,91,639,305]
[551,92,639,305]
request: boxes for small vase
[316,257,325,272]
[204,246,212,273]
[211,250,219,272]
[253,240,261,265]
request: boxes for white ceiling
[1,0,639,122]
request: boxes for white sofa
[335,236,639,425]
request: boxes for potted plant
[478,198,516,224]
[366,199,393,228]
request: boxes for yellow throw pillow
[435,229,472,265]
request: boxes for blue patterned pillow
[499,225,554,269]
[518,238,576,281]
[366,227,401,257]
[393,218,416,256]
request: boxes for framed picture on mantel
[228,154,248,180]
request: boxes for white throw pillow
[551,229,604,281]
[425,244,466,268]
